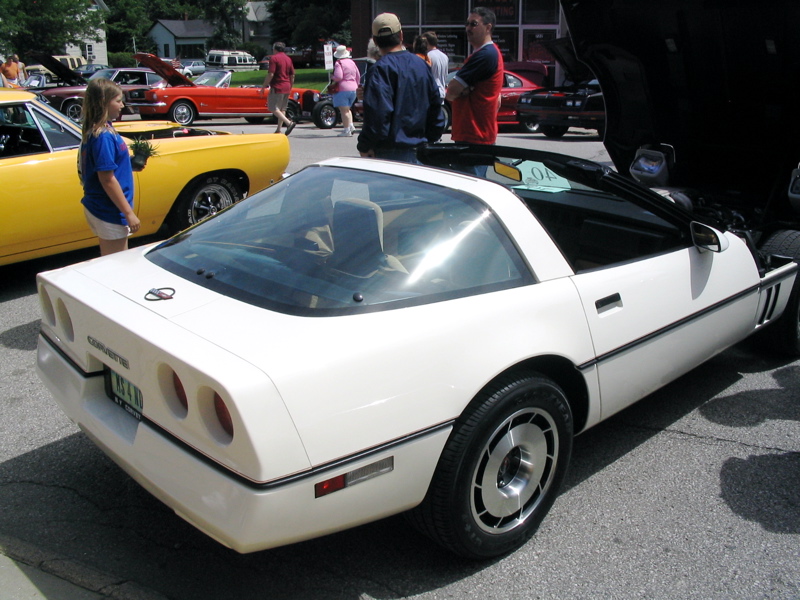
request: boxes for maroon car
[35,55,164,122]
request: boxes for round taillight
[173,371,188,412]
[214,393,234,439]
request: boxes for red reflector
[214,393,234,438]
[172,371,188,411]
[315,474,346,498]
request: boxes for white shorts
[84,208,130,240]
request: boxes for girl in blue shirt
[79,78,140,255]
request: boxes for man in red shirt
[260,42,296,135]
[445,7,504,147]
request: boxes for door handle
[595,293,622,312]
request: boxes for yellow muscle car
[0,89,289,266]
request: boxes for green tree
[1,0,106,56]
[105,0,203,53]
[267,0,350,48]
[197,0,248,50]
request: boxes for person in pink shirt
[331,45,360,137]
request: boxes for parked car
[286,40,341,68]
[74,63,111,79]
[0,89,288,266]
[32,0,800,559]
[26,54,87,83]
[128,52,322,126]
[180,59,206,77]
[160,58,191,77]
[516,37,605,137]
[36,55,164,122]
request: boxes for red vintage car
[128,53,322,126]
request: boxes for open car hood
[30,54,85,86]
[537,38,594,84]
[134,53,194,87]
[560,0,800,208]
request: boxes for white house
[65,0,110,66]
[147,19,216,59]
[147,2,272,59]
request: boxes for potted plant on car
[129,137,159,171]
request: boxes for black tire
[63,100,83,123]
[757,230,800,356]
[519,119,539,134]
[539,125,569,139]
[244,117,265,124]
[312,101,338,129]
[285,101,301,123]
[441,103,452,132]
[167,175,244,232]
[169,100,197,126]
[407,372,573,559]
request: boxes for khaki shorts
[84,208,130,240]
[268,92,290,113]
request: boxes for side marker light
[314,457,394,498]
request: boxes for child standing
[79,78,140,255]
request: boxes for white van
[205,50,258,72]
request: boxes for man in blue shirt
[357,13,445,163]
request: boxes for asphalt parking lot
[1,121,797,600]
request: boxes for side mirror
[691,221,729,253]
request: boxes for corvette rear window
[147,166,532,315]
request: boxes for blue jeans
[374,147,421,164]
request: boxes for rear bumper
[36,334,449,553]
[518,106,605,129]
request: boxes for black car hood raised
[133,53,194,87]
[30,54,85,86]
[560,0,800,206]
[537,37,594,85]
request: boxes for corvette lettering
[87,336,130,369]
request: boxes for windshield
[147,166,532,315]
[90,69,116,80]
[194,71,228,87]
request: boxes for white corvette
[36,146,800,558]
[36,0,800,559]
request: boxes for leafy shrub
[108,52,136,68]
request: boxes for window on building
[424,0,467,25]
[523,0,560,24]
[483,0,519,24]
[493,28,518,60]
[164,44,171,57]
[375,0,418,24]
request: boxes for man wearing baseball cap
[357,12,445,163]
